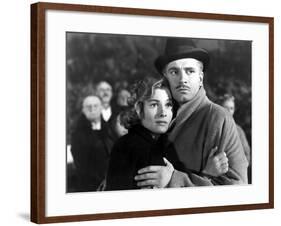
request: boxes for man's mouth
[176,85,190,91]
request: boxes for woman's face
[140,88,173,135]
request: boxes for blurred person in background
[110,86,131,140]
[70,95,114,192]
[96,81,117,123]
[112,110,129,140]
[116,88,131,109]
[219,93,251,183]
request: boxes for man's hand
[134,158,174,188]
[202,147,229,177]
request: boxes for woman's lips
[155,121,168,125]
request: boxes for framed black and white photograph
[31,2,274,223]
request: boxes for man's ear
[162,73,166,79]
[162,66,167,77]
[199,72,204,87]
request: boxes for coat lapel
[169,88,207,141]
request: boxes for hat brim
[154,48,210,74]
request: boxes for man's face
[163,58,204,105]
[82,96,102,122]
[96,81,113,104]
[222,99,235,116]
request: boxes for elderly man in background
[70,95,114,192]
[135,38,248,187]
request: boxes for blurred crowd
[67,80,132,192]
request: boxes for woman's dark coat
[106,125,166,190]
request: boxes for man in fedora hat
[135,38,248,187]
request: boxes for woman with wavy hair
[105,77,175,190]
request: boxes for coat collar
[168,87,210,141]
[129,124,159,144]
[76,114,106,131]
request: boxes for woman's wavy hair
[120,77,173,129]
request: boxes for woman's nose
[158,106,167,117]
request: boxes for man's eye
[169,69,178,75]
[150,103,157,107]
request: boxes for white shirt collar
[102,107,112,122]
[91,121,101,130]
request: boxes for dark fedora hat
[154,38,210,74]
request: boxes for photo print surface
[66,32,252,193]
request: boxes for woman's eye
[166,102,173,108]
[150,103,157,107]
[185,69,195,74]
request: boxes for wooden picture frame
[31,2,274,223]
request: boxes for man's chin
[176,95,192,105]
[102,98,111,103]
[88,116,99,121]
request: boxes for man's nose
[178,69,188,83]
[89,106,97,111]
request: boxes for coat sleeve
[168,110,249,187]
[237,125,251,164]
[209,114,249,185]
